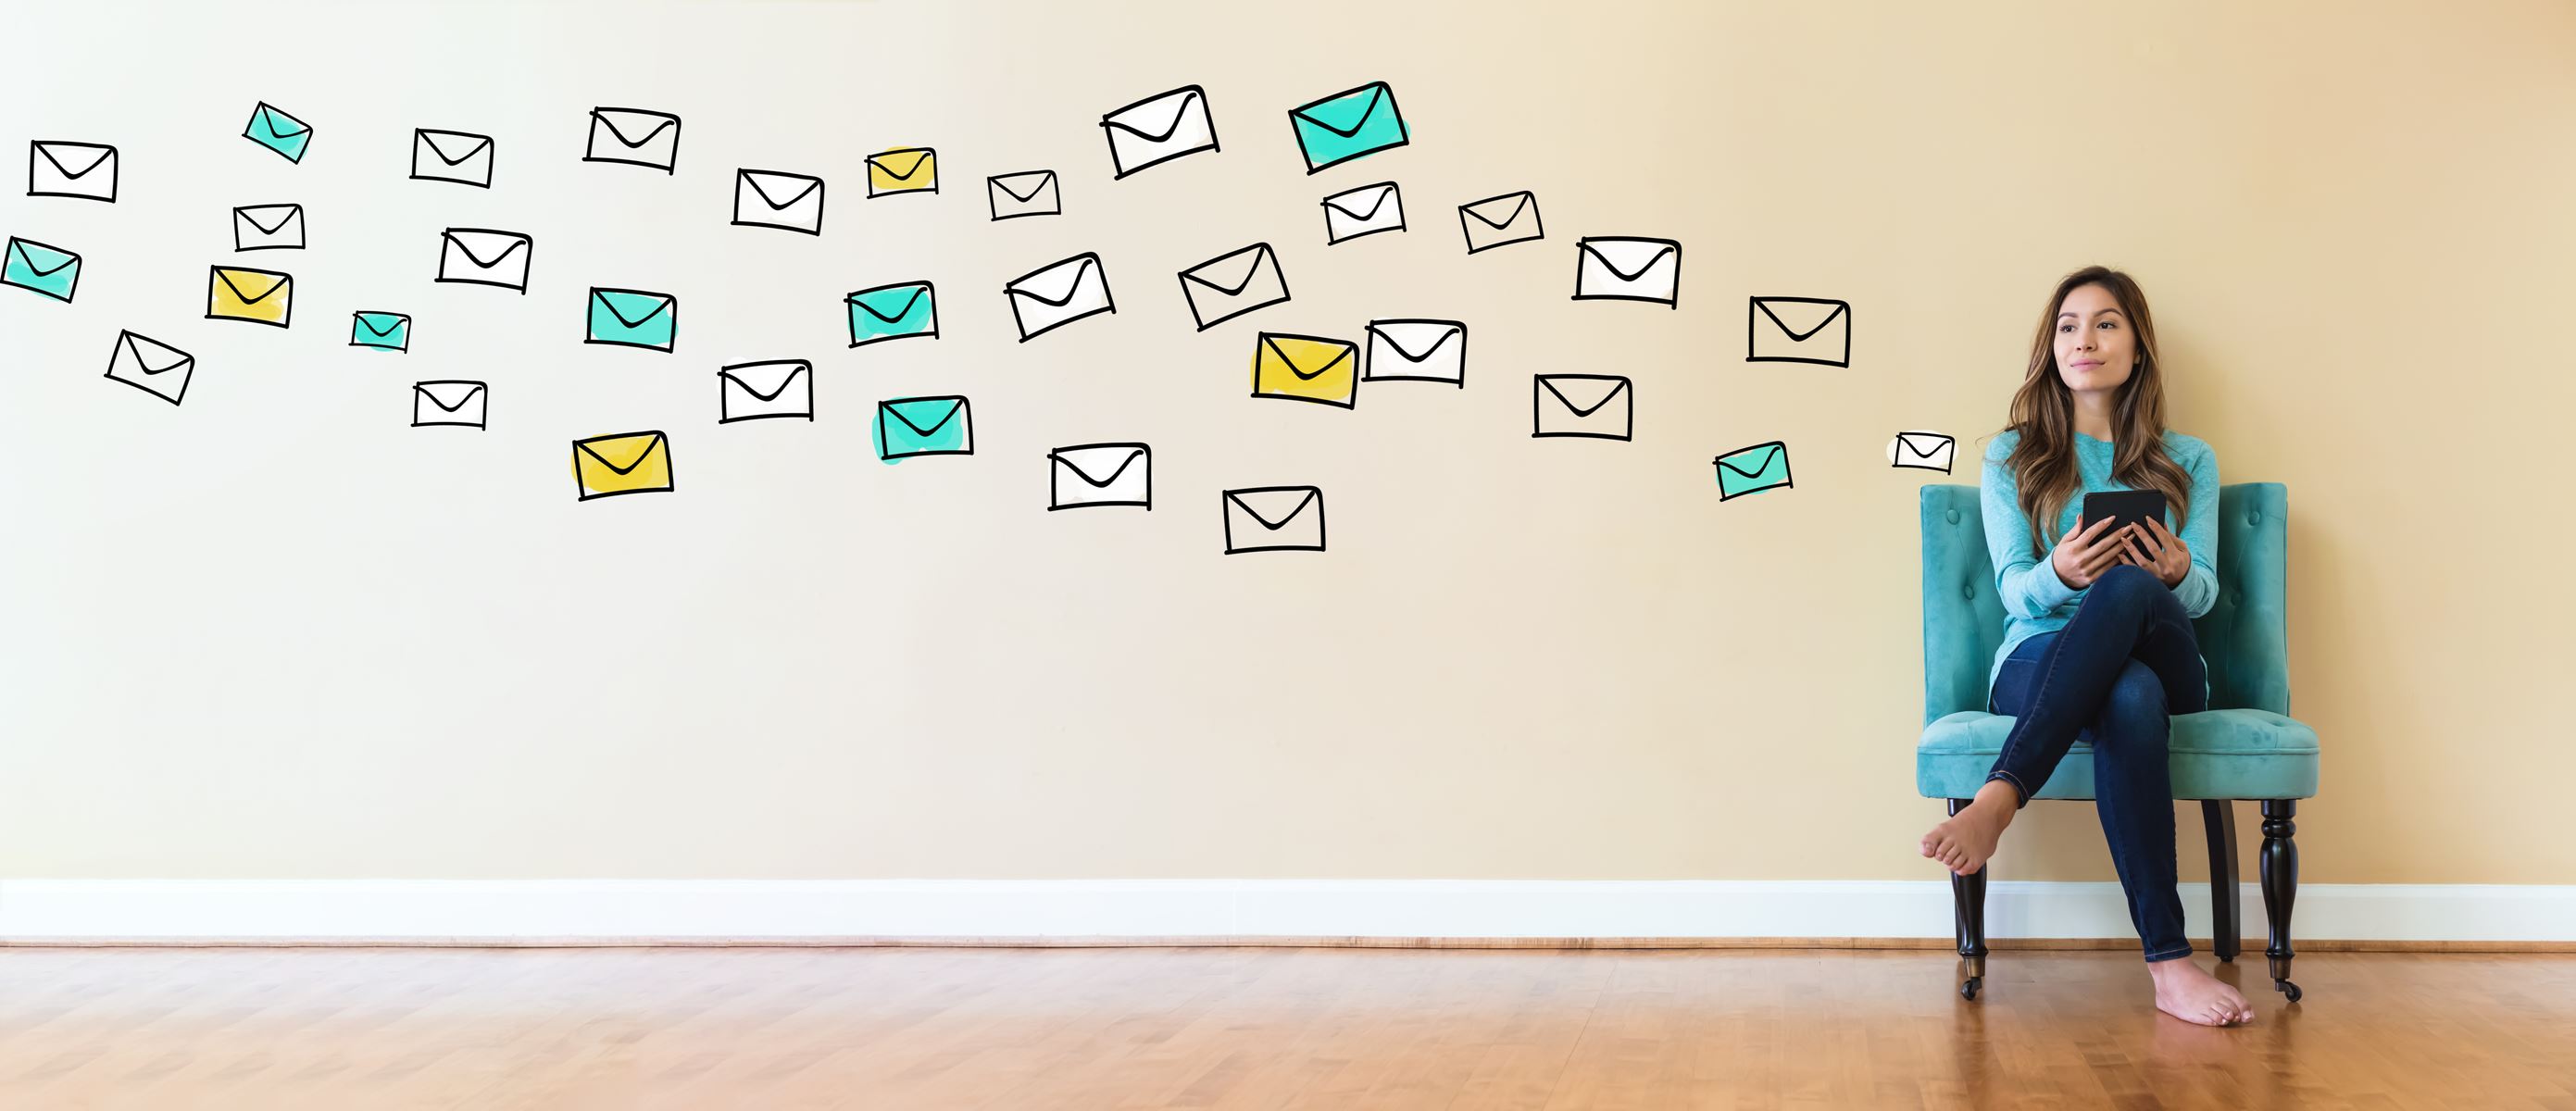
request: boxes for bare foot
[1920,795,2012,877]
[2148,958,2255,1026]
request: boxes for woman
[1918,266,2254,1028]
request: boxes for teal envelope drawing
[244,102,313,163]
[1288,81,1408,173]
[1714,441,1794,500]
[847,281,938,347]
[586,287,676,351]
[2,237,81,302]
[351,311,411,352]
[875,395,972,461]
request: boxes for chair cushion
[1916,709,2319,802]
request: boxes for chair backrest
[1919,481,2288,725]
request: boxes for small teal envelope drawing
[1714,441,1794,500]
[1288,81,1408,174]
[586,287,676,351]
[351,311,411,352]
[244,101,313,163]
[2,237,81,302]
[876,395,972,461]
[847,281,938,347]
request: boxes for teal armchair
[1916,482,2319,1002]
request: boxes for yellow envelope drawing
[1253,332,1357,407]
[206,266,293,327]
[572,431,673,500]
[868,147,937,196]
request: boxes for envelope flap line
[592,110,678,148]
[356,314,406,336]
[418,130,494,165]
[1264,337,1353,380]
[850,286,930,322]
[742,171,823,210]
[417,382,485,411]
[882,399,963,437]
[577,434,664,475]
[256,106,310,140]
[1579,240,1677,281]
[1292,84,1387,138]
[1463,193,1532,230]
[1227,489,1319,531]
[1897,432,1951,457]
[35,143,113,179]
[237,206,300,234]
[119,333,191,374]
[1755,298,1848,342]
[9,241,78,276]
[1539,375,1627,417]
[991,172,1055,202]
[594,291,673,328]
[1183,246,1274,295]
[870,149,933,179]
[215,268,287,304]
[1368,324,1460,362]
[1717,444,1783,479]
[1323,186,1394,219]
[1007,257,1098,306]
[1055,448,1145,487]
[721,364,807,402]
[1103,89,1204,142]
[444,232,529,268]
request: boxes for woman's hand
[2051,514,2138,590]
[2119,515,2190,587]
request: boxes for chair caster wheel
[1960,977,1981,1000]
[2275,979,2301,1003]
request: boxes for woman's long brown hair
[1999,266,2194,558]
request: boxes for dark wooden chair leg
[2201,799,2241,962]
[2259,799,2303,1002]
[1947,798,1989,1000]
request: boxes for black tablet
[2081,489,2170,547]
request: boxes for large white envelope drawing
[1321,181,1403,243]
[987,170,1060,220]
[732,169,826,235]
[1178,243,1288,331]
[584,107,681,172]
[104,330,194,406]
[1459,190,1543,253]
[1049,443,1152,510]
[1889,431,1957,473]
[1222,486,1324,554]
[232,204,306,251]
[1747,296,1851,366]
[1005,252,1114,341]
[1101,85,1218,179]
[1573,237,1682,306]
[412,381,489,429]
[718,360,815,423]
[1364,319,1466,384]
[30,141,118,201]
[1532,374,1632,441]
[411,129,495,188]
[436,228,533,292]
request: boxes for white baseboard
[2,880,2569,943]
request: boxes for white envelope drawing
[1459,190,1543,253]
[718,360,814,424]
[1049,443,1151,510]
[1101,85,1218,179]
[1178,243,1288,331]
[410,129,495,188]
[436,228,533,292]
[1222,486,1324,554]
[1573,237,1682,306]
[1004,252,1114,342]
[584,107,681,172]
[1532,374,1632,441]
[30,141,118,202]
[1747,296,1852,366]
[232,204,306,251]
[732,169,826,235]
[105,330,194,406]
[1364,319,1466,385]
[1889,430,1957,473]
[987,170,1061,220]
[1321,181,1403,243]
[412,381,488,429]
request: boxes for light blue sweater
[1979,429,2220,713]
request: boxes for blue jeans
[1985,563,2211,964]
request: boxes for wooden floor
[3,946,2570,1110]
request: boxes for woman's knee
[2096,661,2171,743]
[2091,562,2161,600]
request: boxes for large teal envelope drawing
[1715,441,1793,500]
[351,311,410,352]
[3,237,81,302]
[876,395,971,461]
[244,102,313,163]
[587,288,676,351]
[847,281,937,346]
[1289,81,1408,173]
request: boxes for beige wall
[0,0,2565,887]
